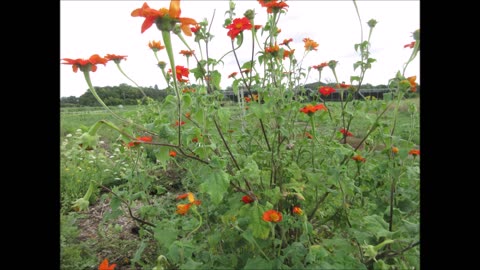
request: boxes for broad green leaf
[182,94,192,108]
[247,203,270,239]
[154,226,178,248]
[180,258,203,270]
[243,257,273,270]
[199,170,230,204]
[210,70,222,90]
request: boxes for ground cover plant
[61,1,420,269]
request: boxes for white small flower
[99,141,105,145]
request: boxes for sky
[60,0,420,97]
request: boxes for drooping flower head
[99,258,116,270]
[303,38,319,51]
[319,86,336,96]
[226,17,252,39]
[300,104,327,116]
[262,209,283,222]
[62,54,108,73]
[148,40,165,52]
[104,54,127,64]
[131,1,197,35]
[127,136,153,148]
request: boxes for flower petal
[169,0,181,18]
[141,16,157,33]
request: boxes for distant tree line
[60,84,168,107]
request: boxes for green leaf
[210,70,222,90]
[247,203,270,239]
[199,170,230,204]
[131,240,147,264]
[190,67,205,81]
[263,186,281,205]
[236,32,244,46]
[154,226,178,248]
[182,94,192,108]
[243,257,273,270]
[241,60,254,70]
[180,258,203,270]
[350,76,360,83]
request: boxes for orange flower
[168,65,190,82]
[407,76,417,92]
[319,86,336,96]
[127,136,153,148]
[303,38,319,51]
[258,0,289,13]
[252,94,259,101]
[179,50,195,57]
[339,83,350,89]
[226,17,252,39]
[283,49,295,59]
[104,54,127,64]
[131,1,197,35]
[262,209,282,222]
[292,206,303,216]
[254,24,262,30]
[300,104,327,115]
[312,62,328,71]
[241,195,254,204]
[228,72,238,78]
[182,88,195,93]
[148,40,165,51]
[192,137,198,143]
[245,96,251,103]
[176,203,191,215]
[408,149,420,156]
[62,54,108,73]
[392,147,399,154]
[177,192,195,202]
[352,154,366,163]
[241,68,251,74]
[340,128,353,137]
[265,43,280,55]
[174,120,186,126]
[404,41,415,48]
[99,258,116,270]
[305,132,313,139]
[280,38,293,46]
[169,150,177,157]
[185,112,191,118]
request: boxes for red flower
[245,97,251,103]
[226,17,252,39]
[319,86,336,96]
[404,41,415,48]
[179,50,195,57]
[62,54,108,73]
[99,258,116,270]
[176,192,201,215]
[292,206,303,216]
[241,195,254,204]
[192,137,198,143]
[265,43,280,55]
[127,136,153,148]
[168,65,190,82]
[280,38,293,46]
[408,149,420,156]
[175,120,186,126]
[303,38,319,51]
[352,154,366,163]
[254,24,262,30]
[191,24,201,33]
[262,209,282,222]
[176,203,191,215]
[339,128,353,137]
[131,1,197,36]
[148,40,165,51]
[258,0,289,13]
[339,83,350,89]
[104,54,127,64]
[228,72,238,78]
[169,150,177,157]
[300,104,327,115]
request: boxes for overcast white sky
[60,0,420,97]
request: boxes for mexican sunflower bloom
[340,128,353,137]
[404,41,416,48]
[241,195,254,204]
[303,38,319,51]
[409,149,420,156]
[262,209,282,222]
[300,104,327,116]
[228,72,238,78]
[319,86,336,96]
[169,150,177,157]
[392,147,399,154]
[148,40,165,51]
[104,54,127,64]
[131,1,197,35]
[339,83,351,89]
[305,132,313,139]
[258,0,289,13]
[407,76,417,92]
[245,96,251,103]
[352,154,366,163]
[312,62,328,71]
[175,120,186,126]
[62,54,108,73]
[265,43,280,56]
[280,38,293,46]
[226,17,252,39]
[179,50,195,57]
[176,192,201,215]
[98,258,116,270]
[127,136,153,148]
[292,206,303,216]
[168,65,190,82]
